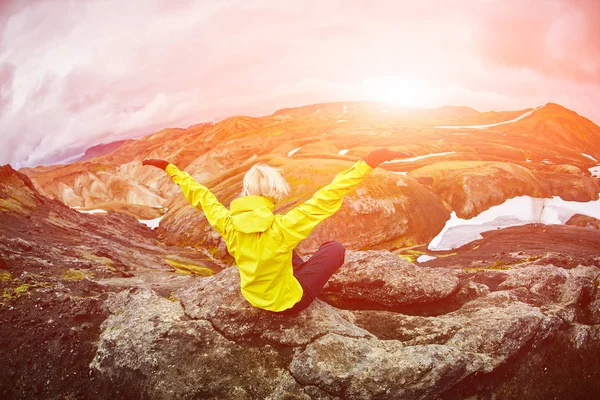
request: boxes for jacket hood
[230,196,275,233]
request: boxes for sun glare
[363,77,433,108]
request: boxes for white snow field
[428,194,600,251]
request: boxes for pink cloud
[474,0,600,85]
[0,61,15,114]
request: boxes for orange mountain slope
[19,101,600,257]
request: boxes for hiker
[143,149,411,314]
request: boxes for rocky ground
[408,222,600,272]
[1,164,600,399]
[83,249,600,399]
[0,165,222,398]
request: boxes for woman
[143,148,410,314]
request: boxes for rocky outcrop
[175,267,370,346]
[408,161,548,219]
[321,250,460,310]
[2,171,600,399]
[0,164,224,398]
[87,249,600,399]
[0,164,220,291]
[567,213,600,230]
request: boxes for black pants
[279,241,346,315]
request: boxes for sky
[0,0,599,168]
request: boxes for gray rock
[353,310,462,344]
[445,301,551,371]
[290,333,476,400]
[354,296,558,372]
[88,251,600,400]
[322,250,459,307]
[589,275,600,324]
[91,288,307,400]
[455,281,491,304]
[91,288,185,375]
[177,267,372,346]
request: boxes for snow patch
[384,151,455,164]
[589,166,600,178]
[76,209,107,214]
[338,149,349,155]
[139,216,163,229]
[417,255,437,263]
[428,194,600,251]
[287,147,302,157]
[343,105,348,113]
[435,106,543,129]
[582,153,598,162]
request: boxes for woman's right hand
[142,159,170,170]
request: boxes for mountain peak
[1,164,38,194]
[0,164,50,213]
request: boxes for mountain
[0,164,219,285]
[77,139,127,162]
[20,101,600,259]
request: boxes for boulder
[90,288,306,400]
[290,334,475,400]
[176,267,372,346]
[321,250,459,309]
[88,250,600,399]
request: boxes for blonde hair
[242,163,290,201]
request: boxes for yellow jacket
[166,161,373,312]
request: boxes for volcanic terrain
[1,101,599,399]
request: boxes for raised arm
[142,159,231,237]
[277,149,412,248]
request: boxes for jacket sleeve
[278,160,373,247]
[165,164,231,237]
